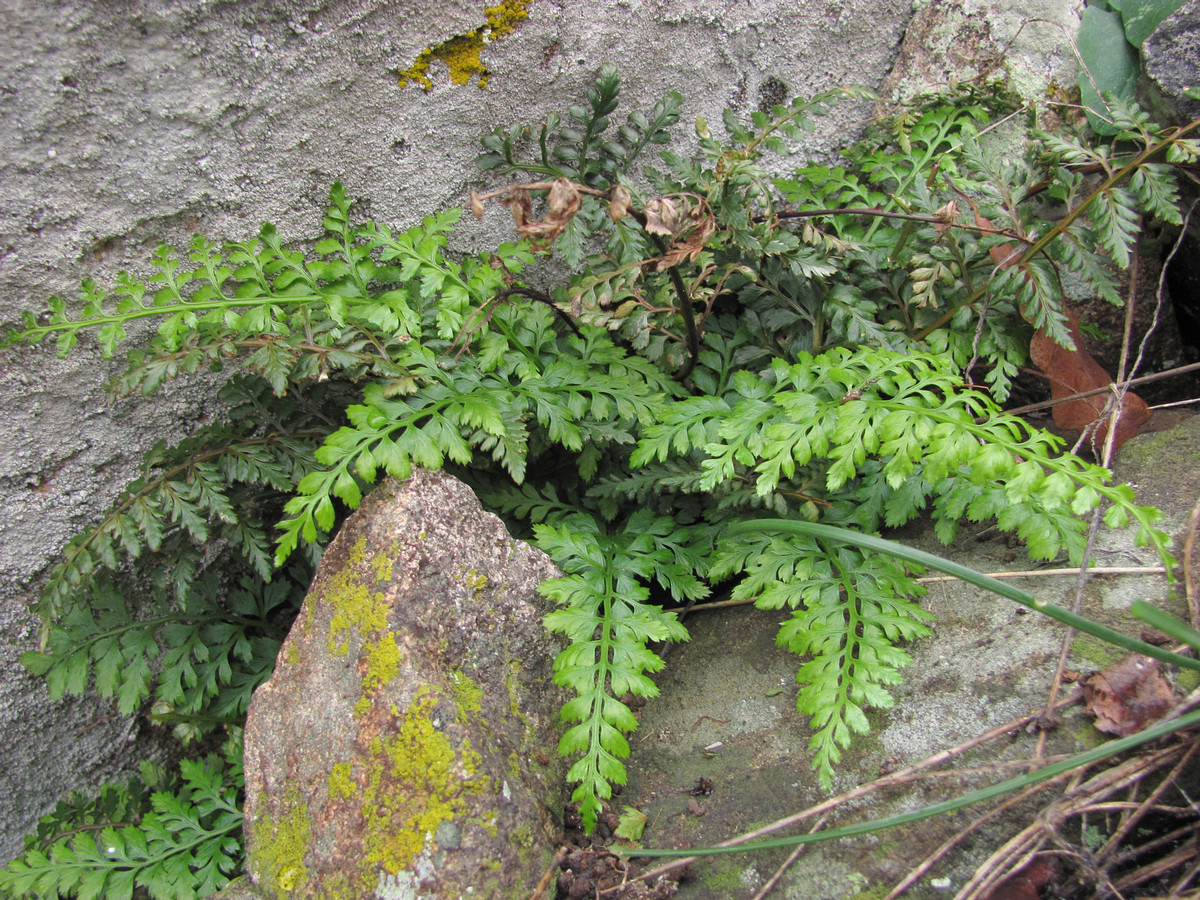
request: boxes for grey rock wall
[0,0,1078,864]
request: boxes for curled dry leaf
[643,196,682,236]
[655,219,714,271]
[492,178,584,250]
[547,177,582,219]
[644,193,716,271]
[609,184,633,222]
[499,188,533,228]
[932,200,959,240]
[469,190,486,221]
[1082,653,1176,737]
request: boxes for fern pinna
[1,64,1192,883]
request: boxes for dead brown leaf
[1082,653,1176,737]
[1028,305,1151,455]
[655,219,714,271]
[643,196,683,236]
[502,178,583,250]
[933,200,959,240]
[644,194,716,271]
[499,188,532,228]
[547,177,582,220]
[469,190,486,221]
[609,184,633,222]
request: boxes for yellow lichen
[462,567,489,595]
[359,691,487,877]
[371,548,394,583]
[450,668,484,717]
[397,0,534,91]
[503,658,523,719]
[320,538,404,716]
[253,788,310,897]
[328,762,358,800]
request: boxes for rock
[877,0,1081,108]
[205,875,269,900]
[241,469,568,899]
[1142,0,1200,123]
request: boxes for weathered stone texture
[242,469,567,899]
[1142,0,1200,122]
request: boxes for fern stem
[1014,120,1200,271]
[913,119,1200,342]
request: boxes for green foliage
[477,62,683,186]
[23,570,304,744]
[0,736,243,900]
[539,510,700,826]
[2,66,1195,873]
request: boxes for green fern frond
[537,512,693,831]
[0,737,244,900]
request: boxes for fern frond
[715,530,931,788]
[0,739,244,900]
[537,513,691,831]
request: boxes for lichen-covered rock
[1142,0,1200,122]
[877,0,1080,108]
[241,470,567,899]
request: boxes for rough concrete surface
[0,0,1080,865]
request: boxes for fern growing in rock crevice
[2,65,1195,889]
[0,735,244,900]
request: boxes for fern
[718,533,931,785]
[23,569,304,744]
[2,69,1195,857]
[681,346,1168,782]
[538,511,699,832]
[0,737,244,900]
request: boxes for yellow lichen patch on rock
[450,667,485,717]
[320,537,404,716]
[359,691,487,877]
[397,0,533,90]
[253,787,310,896]
[328,762,357,800]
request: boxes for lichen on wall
[397,0,534,90]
